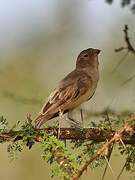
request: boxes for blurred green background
[0,0,135,179]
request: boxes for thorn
[120,138,126,149]
[104,156,115,177]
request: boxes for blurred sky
[0,0,134,113]
[0,1,135,180]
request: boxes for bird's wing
[42,70,92,114]
[34,70,92,127]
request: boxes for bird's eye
[84,54,88,57]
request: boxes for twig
[114,24,135,85]
[2,91,42,105]
[84,109,133,119]
[101,144,114,180]
[116,148,135,180]
[115,25,135,54]
[111,51,128,73]
[104,155,114,176]
[113,25,135,73]
[101,112,114,180]
[101,111,113,180]
[121,73,135,86]
[116,163,125,180]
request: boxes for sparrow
[34,48,101,128]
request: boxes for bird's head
[76,48,101,69]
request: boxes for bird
[34,48,101,129]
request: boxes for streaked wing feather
[40,71,91,116]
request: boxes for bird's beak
[94,49,101,55]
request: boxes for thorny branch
[71,114,135,180]
[0,127,135,145]
[0,111,135,179]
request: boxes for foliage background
[0,0,135,179]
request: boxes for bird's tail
[33,113,50,129]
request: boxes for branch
[1,113,135,180]
[0,127,135,145]
[113,24,135,73]
[115,25,135,54]
[71,123,134,180]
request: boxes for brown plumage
[34,48,101,128]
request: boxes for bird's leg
[80,108,84,128]
[58,110,64,139]
[58,110,67,146]
[67,110,82,129]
